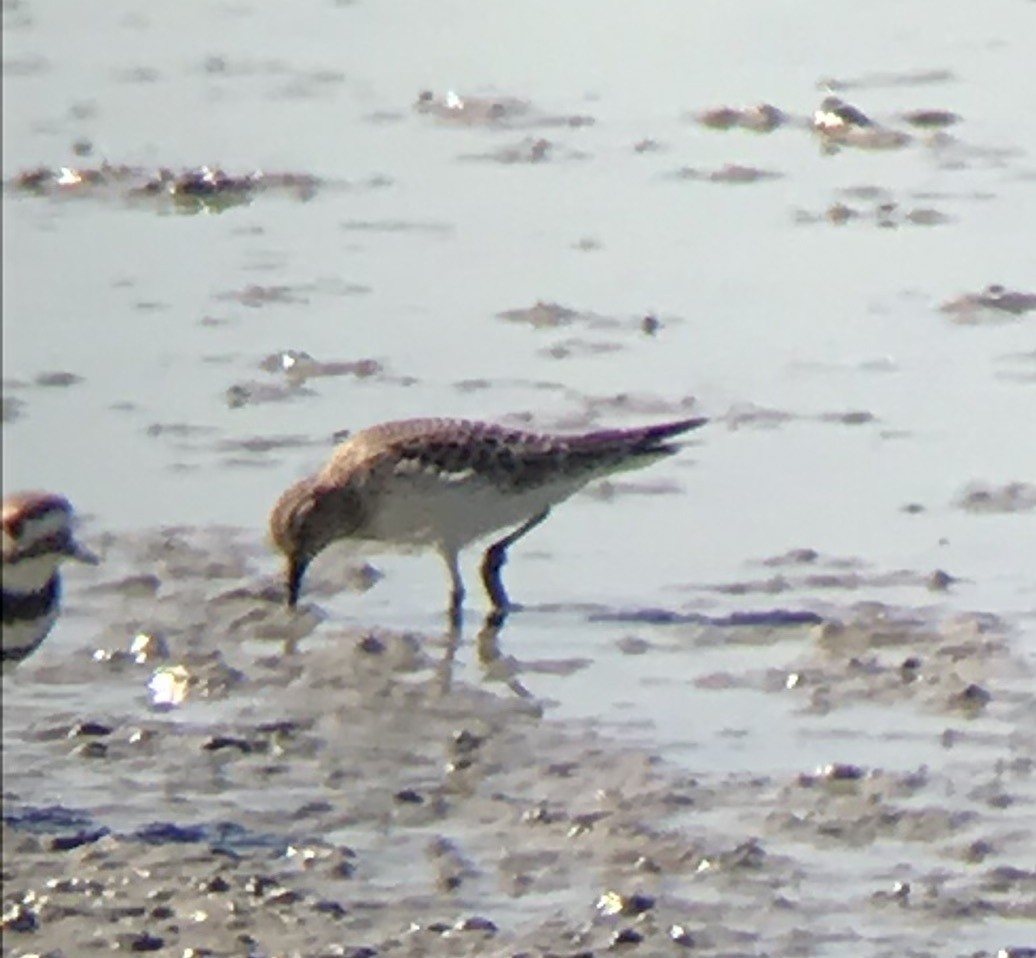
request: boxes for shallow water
[4,0,1036,954]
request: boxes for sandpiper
[269,416,707,621]
[2,491,98,669]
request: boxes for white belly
[363,470,584,553]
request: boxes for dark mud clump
[8,163,322,212]
[956,481,1036,514]
[413,89,594,130]
[940,285,1036,324]
[496,300,677,335]
[668,163,783,184]
[496,301,584,329]
[214,277,372,309]
[2,396,27,422]
[459,137,587,165]
[33,371,84,388]
[695,103,786,133]
[224,351,391,410]
[710,547,958,598]
[901,108,961,129]
[225,380,318,409]
[258,351,384,383]
[495,301,678,360]
[795,197,951,228]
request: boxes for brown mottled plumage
[269,416,707,621]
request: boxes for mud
[5,529,1036,957]
[459,138,581,166]
[413,90,595,131]
[941,287,1036,325]
[7,164,323,211]
[955,483,1036,515]
[794,200,952,229]
[668,164,784,184]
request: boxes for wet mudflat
[3,531,1035,956]
[4,0,1036,955]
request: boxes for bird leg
[440,546,465,629]
[480,508,551,613]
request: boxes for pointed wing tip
[675,416,708,433]
[651,416,708,441]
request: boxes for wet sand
[4,530,1036,956]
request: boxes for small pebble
[122,931,164,952]
[954,683,992,709]
[130,632,170,663]
[669,924,695,947]
[203,735,253,753]
[818,762,865,781]
[68,720,113,737]
[359,634,385,654]
[598,891,656,916]
[1,901,39,933]
[454,915,497,933]
[451,729,483,753]
[901,656,922,674]
[313,899,348,919]
[611,927,643,946]
[244,875,279,896]
[394,788,424,804]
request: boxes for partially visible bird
[2,491,98,669]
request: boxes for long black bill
[286,556,308,608]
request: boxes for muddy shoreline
[4,529,1035,957]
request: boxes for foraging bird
[2,491,98,669]
[269,416,707,621]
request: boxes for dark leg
[448,582,465,631]
[480,508,551,613]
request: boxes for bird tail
[578,416,708,457]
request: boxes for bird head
[2,491,99,570]
[268,478,363,608]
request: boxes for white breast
[363,467,586,554]
[2,553,64,594]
